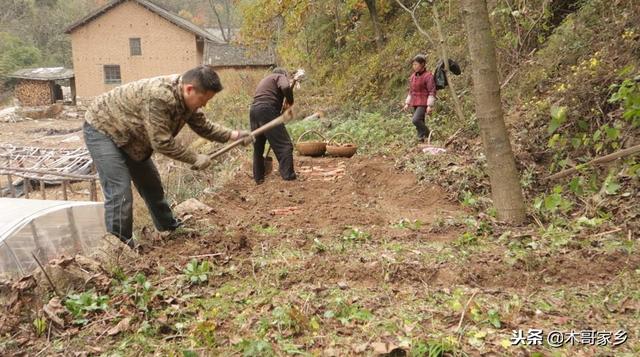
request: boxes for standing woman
[403,54,437,142]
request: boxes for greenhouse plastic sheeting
[0,198,106,278]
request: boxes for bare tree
[395,0,466,124]
[224,0,232,40]
[364,0,384,48]
[208,0,232,43]
[461,0,526,223]
[334,0,342,48]
[0,0,33,32]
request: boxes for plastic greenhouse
[0,198,106,278]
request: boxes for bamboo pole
[208,107,296,160]
[0,167,97,180]
[8,174,16,197]
[40,180,46,200]
[90,180,98,201]
[62,180,69,201]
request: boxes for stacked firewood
[15,80,52,106]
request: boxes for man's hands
[427,105,433,114]
[191,154,212,170]
[193,130,254,170]
[231,130,254,146]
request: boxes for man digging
[83,65,252,248]
[250,68,297,184]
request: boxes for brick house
[65,0,274,100]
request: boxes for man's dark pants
[250,104,296,183]
[83,122,180,245]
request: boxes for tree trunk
[461,0,526,224]
[364,0,384,48]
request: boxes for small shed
[0,198,105,278]
[8,67,76,106]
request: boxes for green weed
[183,259,212,285]
[64,291,109,325]
[343,227,371,242]
[252,224,278,236]
[392,218,424,231]
[116,273,157,312]
[32,317,46,337]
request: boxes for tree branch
[396,0,466,122]
[209,0,229,42]
[544,144,640,181]
[395,0,435,47]
[224,0,232,41]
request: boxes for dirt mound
[207,156,459,234]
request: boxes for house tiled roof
[8,67,74,81]
[203,28,275,67]
[64,0,218,42]
[205,43,275,67]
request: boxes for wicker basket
[326,133,358,158]
[295,130,327,157]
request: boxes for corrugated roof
[64,0,218,42]
[8,67,74,81]
[205,43,275,67]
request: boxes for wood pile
[15,80,52,106]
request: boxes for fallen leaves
[43,297,66,327]
[371,342,405,356]
[174,198,214,218]
[106,317,132,336]
[12,276,36,291]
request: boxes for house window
[104,65,121,84]
[129,38,141,56]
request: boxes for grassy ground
[1,1,639,355]
[1,145,638,356]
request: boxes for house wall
[69,0,200,98]
[14,80,52,106]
